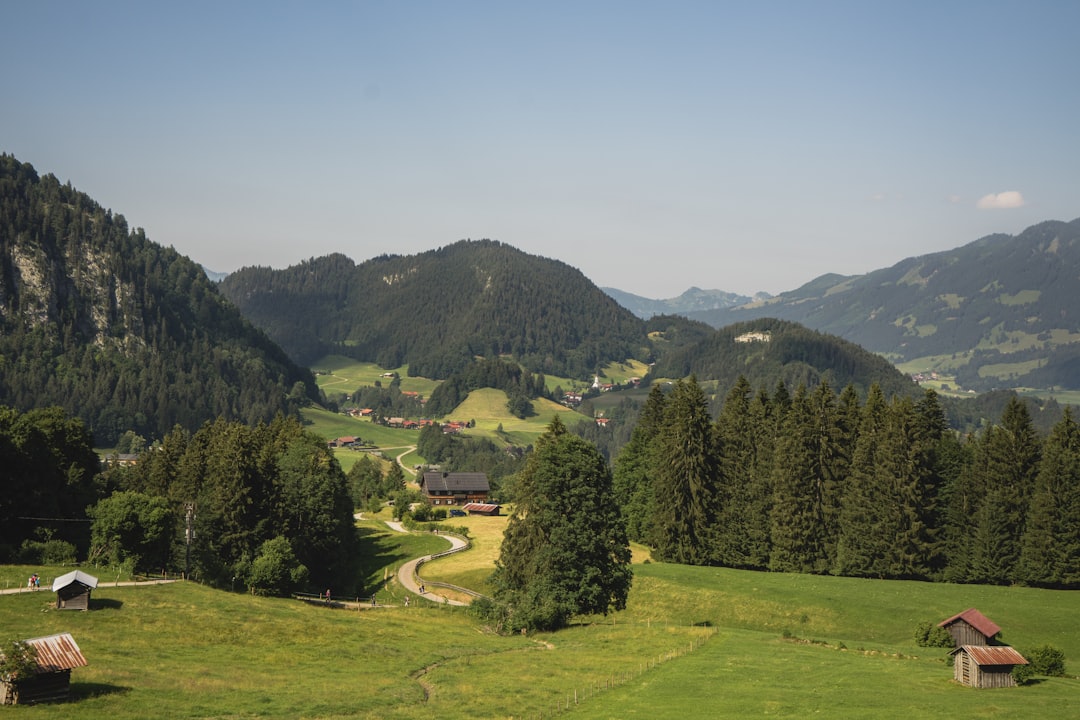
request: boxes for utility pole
[184,502,196,579]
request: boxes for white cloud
[947,194,962,204]
[976,190,1026,209]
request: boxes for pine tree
[492,416,631,632]
[834,384,890,577]
[770,385,829,573]
[1019,407,1080,587]
[714,376,772,569]
[612,384,667,543]
[649,377,720,565]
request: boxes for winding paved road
[384,521,470,606]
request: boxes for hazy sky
[4,2,1078,297]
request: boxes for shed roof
[421,472,490,493]
[950,645,1027,666]
[52,570,98,593]
[462,503,500,513]
[22,633,88,673]
[938,608,1001,638]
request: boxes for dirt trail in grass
[0,578,178,596]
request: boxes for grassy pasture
[312,356,440,397]
[2,530,1077,718]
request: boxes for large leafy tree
[88,491,177,571]
[492,416,631,632]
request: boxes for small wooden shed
[52,570,98,611]
[0,633,88,705]
[950,645,1027,688]
[461,502,501,516]
[938,607,1001,647]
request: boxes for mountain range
[608,219,1080,392]
[2,153,1074,445]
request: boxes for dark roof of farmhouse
[421,472,490,493]
[938,608,1001,638]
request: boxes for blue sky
[3,1,1078,297]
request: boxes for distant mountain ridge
[601,286,763,319]
[651,219,1080,392]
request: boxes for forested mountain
[219,241,650,379]
[0,155,318,444]
[687,219,1080,391]
[602,286,756,319]
[648,317,918,403]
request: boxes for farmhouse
[0,632,88,705]
[950,645,1028,688]
[52,570,98,611]
[937,608,1001,647]
[420,472,490,506]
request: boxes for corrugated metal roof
[24,633,88,673]
[51,570,98,592]
[952,645,1028,666]
[938,607,1001,638]
[462,502,500,513]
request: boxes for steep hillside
[690,219,1080,390]
[220,240,651,379]
[0,154,317,443]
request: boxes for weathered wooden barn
[937,607,1001,647]
[0,633,88,705]
[950,645,1027,688]
[419,472,490,506]
[52,570,98,611]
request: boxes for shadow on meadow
[89,598,124,611]
[69,682,131,700]
[354,525,417,591]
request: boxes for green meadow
[3,517,1077,719]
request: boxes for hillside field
[3,518,1076,719]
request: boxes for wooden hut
[462,502,501,516]
[52,570,98,611]
[937,608,1001,647]
[950,645,1027,688]
[0,633,88,705]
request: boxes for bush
[0,640,38,682]
[247,537,310,597]
[1012,663,1035,685]
[914,621,954,648]
[1025,644,1066,677]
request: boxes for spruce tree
[612,384,667,543]
[650,376,720,565]
[1019,407,1080,587]
[492,416,631,631]
[715,376,772,569]
[770,385,829,573]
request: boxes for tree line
[615,376,1079,587]
[2,403,362,597]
